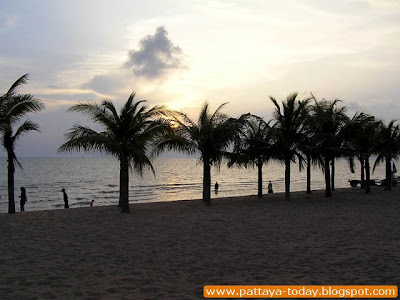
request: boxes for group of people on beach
[19,180,272,212]
[19,187,70,212]
[19,187,90,212]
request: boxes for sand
[0,187,399,299]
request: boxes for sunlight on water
[0,157,388,213]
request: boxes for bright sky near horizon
[1,0,400,157]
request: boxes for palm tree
[155,102,247,205]
[373,120,400,191]
[228,115,274,198]
[58,92,170,213]
[0,74,44,213]
[310,98,349,197]
[299,110,321,194]
[346,112,380,193]
[270,93,309,200]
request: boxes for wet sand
[0,187,399,299]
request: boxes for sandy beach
[0,187,399,299]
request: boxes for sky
[1,0,400,157]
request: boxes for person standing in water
[61,188,69,208]
[268,180,273,194]
[20,187,27,212]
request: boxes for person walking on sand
[215,182,219,191]
[61,188,69,208]
[20,187,27,212]
[268,180,273,194]
[90,200,94,207]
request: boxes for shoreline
[0,186,384,215]
[0,186,399,298]
[1,156,385,214]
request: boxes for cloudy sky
[1,0,400,156]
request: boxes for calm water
[0,156,387,213]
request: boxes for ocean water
[0,156,387,213]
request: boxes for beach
[0,187,399,299]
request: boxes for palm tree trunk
[324,157,332,197]
[7,149,15,214]
[284,157,290,201]
[360,157,365,189]
[331,159,335,191]
[385,157,392,191]
[203,160,211,205]
[306,153,311,194]
[120,157,130,213]
[365,156,371,193]
[257,157,263,198]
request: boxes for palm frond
[210,102,229,123]
[2,94,44,125]
[68,102,117,130]
[58,125,116,154]
[6,74,29,95]
[14,120,40,140]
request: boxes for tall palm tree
[155,102,247,205]
[270,93,310,200]
[299,110,321,194]
[346,112,380,193]
[310,98,349,197]
[0,74,44,213]
[373,120,400,191]
[228,115,274,198]
[58,92,170,213]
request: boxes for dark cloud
[124,26,184,79]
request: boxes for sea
[0,156,388,213]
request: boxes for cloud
[124,26,184,79]
[81,26,185,96]
[81,74,127,96]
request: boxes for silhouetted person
[20,187,27,212]
[90,200,94,207]
[61,188,69,208]
[215,182,219,191]
[268,180,273,194]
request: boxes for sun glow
[169,120,180,129]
